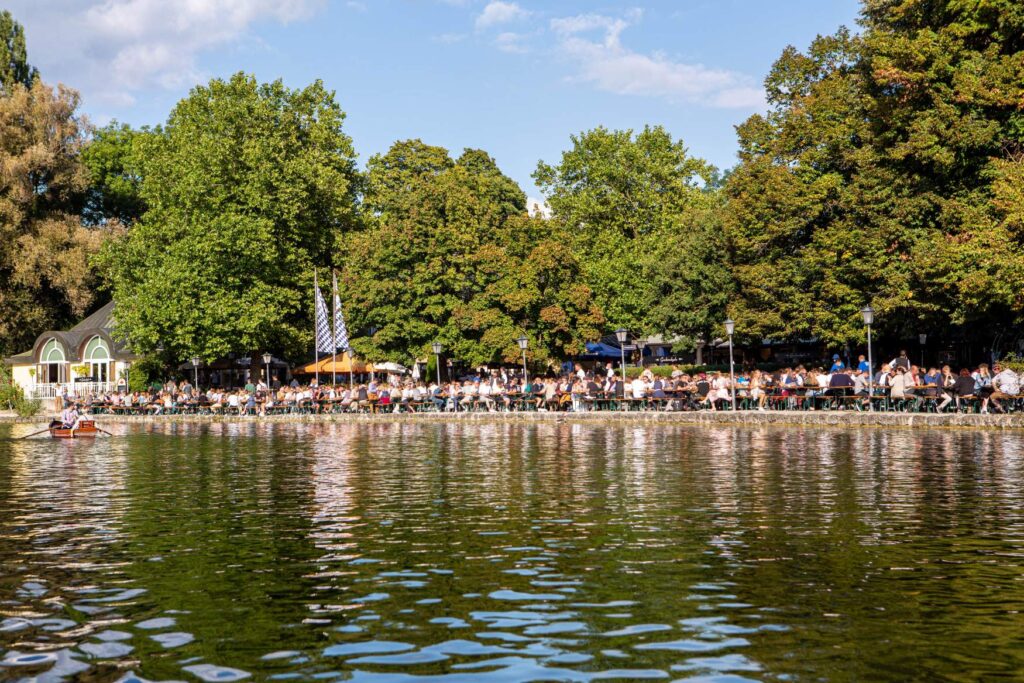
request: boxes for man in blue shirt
[829,354,845,373]
[857,354,870,373]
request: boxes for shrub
[0,365,41,417]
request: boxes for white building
[3,302,139,399]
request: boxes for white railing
[29,382,117,399]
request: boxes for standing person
[892,350,911,372]
[829,354,845,373]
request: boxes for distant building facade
[3,302,139,399]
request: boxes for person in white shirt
[477,381,495,411]
[460,381,478,410]
[631,377,646,400]
[990,364,1020,413]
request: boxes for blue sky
[11,0,861,202]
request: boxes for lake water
[1,421,1023,682]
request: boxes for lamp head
[724,319,735,337]
[918,333,927,344]
[636,338,647,350]
[262,353,272,364]
[431,342,442,355]
[615,327,629,344]
[190,356,200,367]
[516,336,529,351]
[861,305,875,326]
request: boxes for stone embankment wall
[3,410,1023,430]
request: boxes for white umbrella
[377,362,408,374]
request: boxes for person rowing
[58,402,83,436]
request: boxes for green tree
[646,205,734,351]
[724,1,1024,345]
[0,10,36,94]
[534,125,719,335]
[0,80,110,357]
[98,72,360,362]
[341,141,603,367]
[82,122,150,226]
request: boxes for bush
[0,365,41,417]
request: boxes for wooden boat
[48,420,98,439]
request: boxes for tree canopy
[0,10,36,94]
[535,125,727,343]
[99,73,361,362]
[724,0,1024,346]
[0,80,109,357]
[342,141,604,366]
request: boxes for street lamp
[262,352,272,389]
[919,333,927,367]
[724,319,736,411]
[637,338,647,369]
[431,342,443,387]
[615,328,629,400]
[190,356,200,388]
[862,306,875,410]
[517,336,529,389]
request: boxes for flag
[332,271,350,351]
[314,272,334,354]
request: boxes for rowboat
[48,420,98,439]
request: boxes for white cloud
[475,1,530,30]
[494,32,529,54]
[549,10,765,109]
[6,0,324,106]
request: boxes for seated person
[989,363,1020,414]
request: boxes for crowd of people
[55,349,1023,417]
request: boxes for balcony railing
[28,382,117,399]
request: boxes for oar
[94,426,114,436]
[20,426,54,439]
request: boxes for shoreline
[3,410,1024,431]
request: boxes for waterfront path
[4,410,1024,430]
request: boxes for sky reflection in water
[1,422,1023,682]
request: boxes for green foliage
[0,79,111,358]
[534,125,723,340]
[0,365,40,416]
[724,2,1024,345]
[0,10,36,93]
[342,141,604,367]
[81,122,149,226]
[98,72,361,363]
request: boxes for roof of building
[3,301,139,365]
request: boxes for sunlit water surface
[1,421,1024,683]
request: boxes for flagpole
[314,269,320,388]
[336,270,354,394]
[331,271,338,388]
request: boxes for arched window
[38,338,67,384]
[41,338,65,362]
[84,335,111,383]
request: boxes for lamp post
[615,328,628,399]
[517,336,529,389]
[919,333,927,368]
[262,352,272,389]
[637,338,647,370]
[431,342,443,387]
[862,306,875,411]
[724,319,736,411]
[190,356,200,388]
